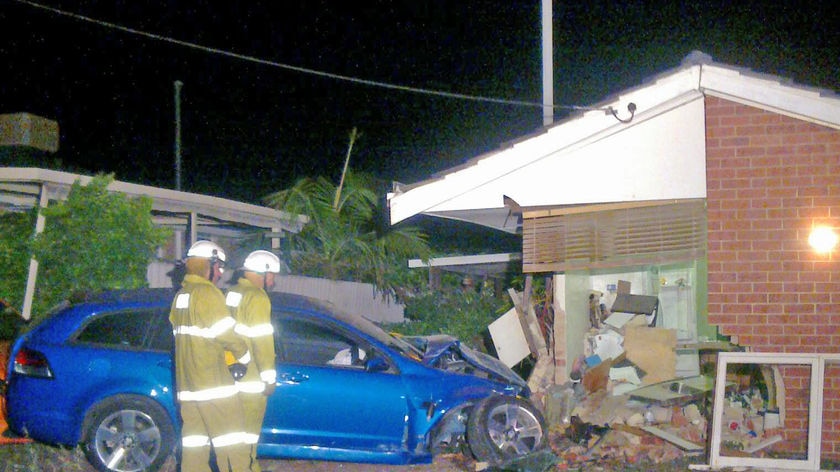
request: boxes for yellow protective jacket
[170,274,250,402]
[226,278,277,393]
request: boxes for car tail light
[13,347,54,379]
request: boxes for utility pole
[174,80,183,191]
[542,0,554,126]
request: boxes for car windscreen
[305,305,424,360]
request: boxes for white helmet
[186,240,226,262]
[243,250,281,273]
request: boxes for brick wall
[705,95,840,458]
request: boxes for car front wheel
[82,395,175,472]
[466,395,546,464]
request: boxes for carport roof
[0,167,308,237]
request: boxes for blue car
[2,289,546,472]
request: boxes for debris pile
[539,358,787,470]
[492,281,796,470]
[544,388,706,468]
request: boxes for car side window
[146,309,175,352]
[75,308,171,351]
[276,315,365,368]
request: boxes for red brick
[778,129,813,142]
[766,186,798,198]
[783,282,816,292]
[725,303,753,314]
[798,144,828,154]
[766,144,797,156]
[769,271,800,283]
[737,293,768,304]
[738,124,769,137]
[766,314,799,325]
[727,324,754,335]
[799,271,831,283]
[783,324,816,335]
[737,146,767,157]
[781,175,815,187]
[721,114,753,127]
[773,334,803,346]
[753,303,780,314]
[799,186,829,197]
[802,335,834,348]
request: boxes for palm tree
[264,171,430,296]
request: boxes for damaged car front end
[400,334,545,464]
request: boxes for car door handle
[279,372,309,384]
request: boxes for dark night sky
[2,0,838,204]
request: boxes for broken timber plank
[611,423,647,437]
[527,355,554,394]
[507,288,548,357]
[629,375,716,406]
[640,426,704,453]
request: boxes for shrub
[27,174,170,323]
[0,210,33,339]
[386,288,510,352]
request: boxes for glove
[229,363,248,381]
[263,382,277,397]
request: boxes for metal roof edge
[0,167,308,232]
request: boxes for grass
[0,441,178,472]
[0,436,189,472]
[0,442,90,472]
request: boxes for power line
[15,0,607,113]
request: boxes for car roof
[64,288,329,311]
[27,288,346,343]
[70,287,177,306]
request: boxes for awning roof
[387,52,840,233]
[408,252,521,278]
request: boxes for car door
[260,312,410,456]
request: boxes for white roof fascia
[0,167,308,232]
[698,64,840,130]
[421,208,521,233]
[388,66,706,228]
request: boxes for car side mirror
[365,356,389,373]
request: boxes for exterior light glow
[808,226,838,253]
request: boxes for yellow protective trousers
[179,395,254,472]
[240,391,268,472]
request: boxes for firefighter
[170,240,255,471]
[226,250,281,472]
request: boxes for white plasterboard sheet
[488,307,531,368]
[604,311,637,329]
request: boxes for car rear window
[76,308,173,351]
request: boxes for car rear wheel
[82,395,175,472]
[466,395,546,465]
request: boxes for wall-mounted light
[808,226,838,253]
